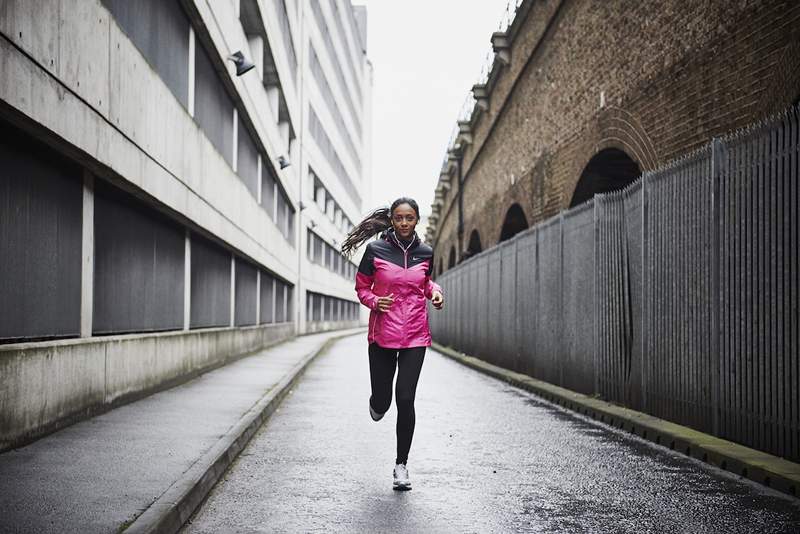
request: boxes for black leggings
[368,343,426,465]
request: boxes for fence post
[710,138,725,437]
[514,237,521,371]
[559,212,565,387]
[593,199,600,395]
[641,173,648,413]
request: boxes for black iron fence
[431,106,799,462]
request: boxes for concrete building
[427,0,800,272]
[0,0,371,450]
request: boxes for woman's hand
[376,293,395,312]
[431,290,444,310]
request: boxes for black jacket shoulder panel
[357,242,376,275]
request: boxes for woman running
[342,197,444,491]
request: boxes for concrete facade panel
[58,0,111,116]
[0,0,60,79]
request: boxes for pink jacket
[355,230,442,349]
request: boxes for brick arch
[498,203,529,243]
[570,148,641,207]
[461,228,482,261]
[559,106,656,212]
[595,106,659,171]
[447,246,456,269]
[757,38,800,116]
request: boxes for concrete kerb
[431,342,800,500]
[123,330,364,534]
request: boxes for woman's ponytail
[341,197,420,258]
[341,206,392,258]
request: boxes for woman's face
[391,203,418,240]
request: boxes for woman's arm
[355,245,379,310]
[424,257,444,309]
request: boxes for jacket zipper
[393,233,413,346]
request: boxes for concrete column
[184,231,191,330]
[282,283,288,323]
[247,35,264,81]
[273,180,278,220]
[266,87,279,121]
[188,27,196,117]
[232,108,238,172]
[271,278,276,323]
[230,255,236,327]
[80,171,94,338]
[255,270,261,324]
[257,154,262,204]
[278,121,290,153]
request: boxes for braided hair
[341,197,420,258]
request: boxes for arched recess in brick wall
[463,229,482,261]
[447,247,456,269]
[499,204,529,243]
[569,148,641,207]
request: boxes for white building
[0,0,371,450]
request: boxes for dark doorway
[569,148,641,207]
[463,229,482,261]
[499,204,528,242]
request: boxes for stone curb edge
[124,329,365,534]
[432,342,800,500]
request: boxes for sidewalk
[0,328,364,534]
[432,342,800,499]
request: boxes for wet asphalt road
[184,334,800,533]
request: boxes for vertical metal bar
[594,199,600,395]
[614,196,621,401]
[770,121,779,455]
[641,174,648,413]
[693,156,700,427]
[559,214,565,387]
[681,161,688,425]
[754,125,763,451]
[777,113,788,458]
[688,159,695,426]
[720,148,728,437]
[738,134,746,446]
[791,106,799,461]
[745,130,753,447]
[665,173,672,420]
[651,181,659,417]
[619,195,626,402]
[711,138,723,436]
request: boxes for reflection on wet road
[185,334,800,533]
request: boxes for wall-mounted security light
[278,155,291,169]
[227,51,255,76]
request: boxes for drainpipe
[457,152,464,260]
[448,145,465,262]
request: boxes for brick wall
[434,0,800,267]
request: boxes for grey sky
[357,0,512,216]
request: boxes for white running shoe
[369,402,385,422]
[393,463,411,491]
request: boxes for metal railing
[431,105,800,462]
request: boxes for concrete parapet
[304,320,361,335]
[0,323,295,452]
